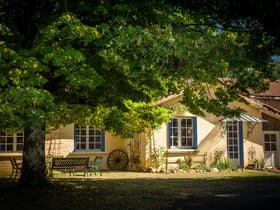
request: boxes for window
[226,121,239,159]
[0,130,24,152]
[168,117,197,149]
[74,125,105,151]
[264,133,277,151]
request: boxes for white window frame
[226,121,239,159]
[264,133,277,152]
[75,125,102,151]
[0,130,24,152]
[169,117,194,149]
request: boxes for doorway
[263,131,279,168]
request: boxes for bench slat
[50,157,89,177]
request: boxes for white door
[263,131,279,168]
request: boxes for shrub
[194,164,208,172]
[176,157,193,172]
[150,146,166,169]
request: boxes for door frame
[263,131,279,168]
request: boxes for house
[1,81,280,174]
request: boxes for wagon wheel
[107,149,129,170]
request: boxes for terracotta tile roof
[252,80,280,96]
[249,80,280,113]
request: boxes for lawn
[1,170,280,209]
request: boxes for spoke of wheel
[107,149,129,170]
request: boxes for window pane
[264,134,270,142]
[173,129,178,136]
[271,134,276,142]
[173,138,178,146]
[95,137,101,143]
[80,137,86,143]
[172,119,178,127]
[17,145,23,151]
[187,128,192,136]
[187,119,192,127]
[7,145,13,151]
[271,143,277,151]
[0,137,6,143]
[187,138,192,146]
[181,138,186,146]
[88,136,95,143]
[181,119,186,127]
[181,128,186,137]
[0,145,5,151]
[17,137,24,144]
[88,129,94,135]
[7,137,13,143]
[89,143,95,149]
[80,144,86,150]
[264,143,270,151]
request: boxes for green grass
[1,170,280,209]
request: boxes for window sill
[0,152,23,156]
[167,149,198,154]
[72,151,109,155]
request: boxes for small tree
[150,146,166,171]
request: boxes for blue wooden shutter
[167,121,172,148]
[100,131,105,151]
[238,121,244,168]
[192,117,198,149]
[74,124,77,151]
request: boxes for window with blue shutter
[74,125,105,152]
[168,117,198,149]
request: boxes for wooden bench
[50,157,89,177]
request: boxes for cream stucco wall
[144,93,271,170]
[45,124,130,170]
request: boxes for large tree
[0,0,276,187]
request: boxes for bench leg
[9,169,15,181]
[50,169,53,178]
[71,169,75,176]
[84,169,88,178]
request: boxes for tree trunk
[19,122,48,188]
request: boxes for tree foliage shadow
[0,173,280,209]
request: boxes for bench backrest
[52,157,89,169]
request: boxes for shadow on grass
[1,171,280,210]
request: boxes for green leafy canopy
[0,1,276,136]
